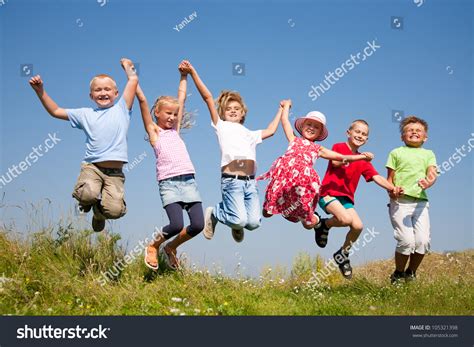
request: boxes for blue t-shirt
[66,97,131,163]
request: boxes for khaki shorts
[72,163,127,219]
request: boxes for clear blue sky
[1,0,472,276]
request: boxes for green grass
[0,226,472,316]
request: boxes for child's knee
[101,199,127,219]
[335,213,352,226]
[415,235,430,254]
[351,221,363,234]
[72,181,100,205]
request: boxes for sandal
[333,248,352,279]
[160,244,179,271]
[314,217,329,248]
[144,246,159,271]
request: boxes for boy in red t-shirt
[314,120,403,279]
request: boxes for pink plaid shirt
[153,128,195,181]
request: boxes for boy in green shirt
[386,116,438,283]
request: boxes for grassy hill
[0,227,472,316]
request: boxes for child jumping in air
[315,119,403,279]
[139,62,204,271]
[259,104,373,232]
[29,58,138,232]
[386,116,438,283]
[181,60,283,243]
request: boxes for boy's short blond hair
[400,116,429,134]
[349,119,369,131]
[216,90,248,124]
[89,74,117,90]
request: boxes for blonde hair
[216,90,248,124]
[349,119,369,131]
[400,116,428,134]
[150,96,195,130]
[89,74,117,90]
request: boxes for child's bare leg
[395,251,409,272]
[341,209,363,251]
[145,234,166,268]
[164,228,191,269]
[302,213,320,229]
[262,209,272,218]
[325,201,352,229]
[407,252,424,272]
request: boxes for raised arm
[280,100,296,142]
[136,84,159,147]
[181,60,219,125]
[176,63,188,134]
[261,100,286,140]
[120,58,139,110]
[29,75,68,121]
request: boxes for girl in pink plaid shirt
[138,63,204,271]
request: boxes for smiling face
[301,119,323,141]
[223,100,245,123]
[155,102,179,129]
[401,122,427,147]
[89,76,118,109]
[347,121,369,149]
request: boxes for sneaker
[314,218,330,248]
[404,269,416,282]
[77,203,92,215]
[390,270,406,284]
[203,207,217,240]
[92,204,106,232]
[333,248,352,279]
[231,228,244,243]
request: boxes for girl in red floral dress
[258,100,372,229]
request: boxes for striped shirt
[153,128,195,181]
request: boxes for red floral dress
[258,137,321,225]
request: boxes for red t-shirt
[319,142,379,204]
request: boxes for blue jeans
[214,177,261,231]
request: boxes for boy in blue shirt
[29,58,138,232]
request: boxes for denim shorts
[158,174,202,207]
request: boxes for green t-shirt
[386,146,437,201]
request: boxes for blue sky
[0,0,472,276]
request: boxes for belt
[160,174,195,182]
[222,173,255,180]
[93,164,123,176]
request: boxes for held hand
[29,75,44,93]
[418,178,431,190]
[179,60,194,74]
[120,58,137,77]
[362,152,374,161]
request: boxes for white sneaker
[232,228,244,243]
[203,207,217,240]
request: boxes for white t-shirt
[212,119,263,168]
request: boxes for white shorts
[389,197,431,255]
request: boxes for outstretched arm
[176,63,188,134]
[136,84,159,147]
[120,58,139,110]
[261,100,286,140]
[280,100,296,142]
[29,75,68,120]
[372,174,404,197]
[180,60,219,125]
[320,147,373,163]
